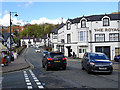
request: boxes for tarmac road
[2,47,120,89]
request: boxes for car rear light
[48,58,53,61]
[62,58,66,60]
[48,64,51,66]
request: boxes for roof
[2,33,11,41]
[67,14,120,24]
[51,23,65,34]
[41,34,47,39]
[21,37,34,39]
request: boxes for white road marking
[27,82,32,85]
[24,74,27,76]
[25,78,29,80]
[33,77,37,79]
[26,80,30,82]
[38,86,44,88]
[29,70,44,89]
[36,82,41,85]
[24,75,28,77]
[34,79,39,82]
[23,71,33,89]
[27,86,33,89]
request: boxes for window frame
[67,22,71,30]
[95,34,105,42]
[67,34,71,44]
[81,19,86,28]
[103,18,110,26]
[109,33,119,41]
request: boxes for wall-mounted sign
[94,28,120,32]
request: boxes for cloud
[0,14,25,26]
[0,14,66,26]
[25,1,33,7]
[4,10,9,15]
[0,13,1,16]
[30,17,67,25]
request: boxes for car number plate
[99,67,107,70]
[54,61,60,62]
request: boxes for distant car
[114,55,120,62]
[43,51,49,57]
[35,48,41,53]
[81,52,113,74]
[42,52,67,71]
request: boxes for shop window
[95,34,105,42]
[115,47,120,56]
[103,18,109,26]
[109,33,119,41]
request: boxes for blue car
[81,52,113,74]
[114,55,120,62]
[43,51,48,57]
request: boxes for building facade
[53,14,120,60]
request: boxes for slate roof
[51,23,65,34]
[41,34,47,39]
[2,33,11,41]
[68,14,120,24]
[21,37,34,39]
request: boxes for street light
[9,12,18,62]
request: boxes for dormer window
[81,20,86,28]
[67,22,71,30]
[103,18,109,26]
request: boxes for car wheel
[63,66,66,70]
[87,68,91,74]
[81,65,85,70]
[45,64,49,71]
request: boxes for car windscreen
[44,52,48,54]
[89,53,109,60]
[50,53,64,58]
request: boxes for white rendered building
[55,14,120,60]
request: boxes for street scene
[0,1,120,90]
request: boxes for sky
[0,1,119,26]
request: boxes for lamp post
[9,12,18,61]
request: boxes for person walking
[73,52,75,59]
[1,51,5,66]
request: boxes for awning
[0,43,8,51]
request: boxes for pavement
[0,48,30,73]
[0,47,119,73]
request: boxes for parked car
[42,51,67,71]
[35,48,41,53]
[81,52,113,74]
[43,51,49,57]
[114,55,120,62]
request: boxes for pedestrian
[1,51,5,66]
[73,52,75,59]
